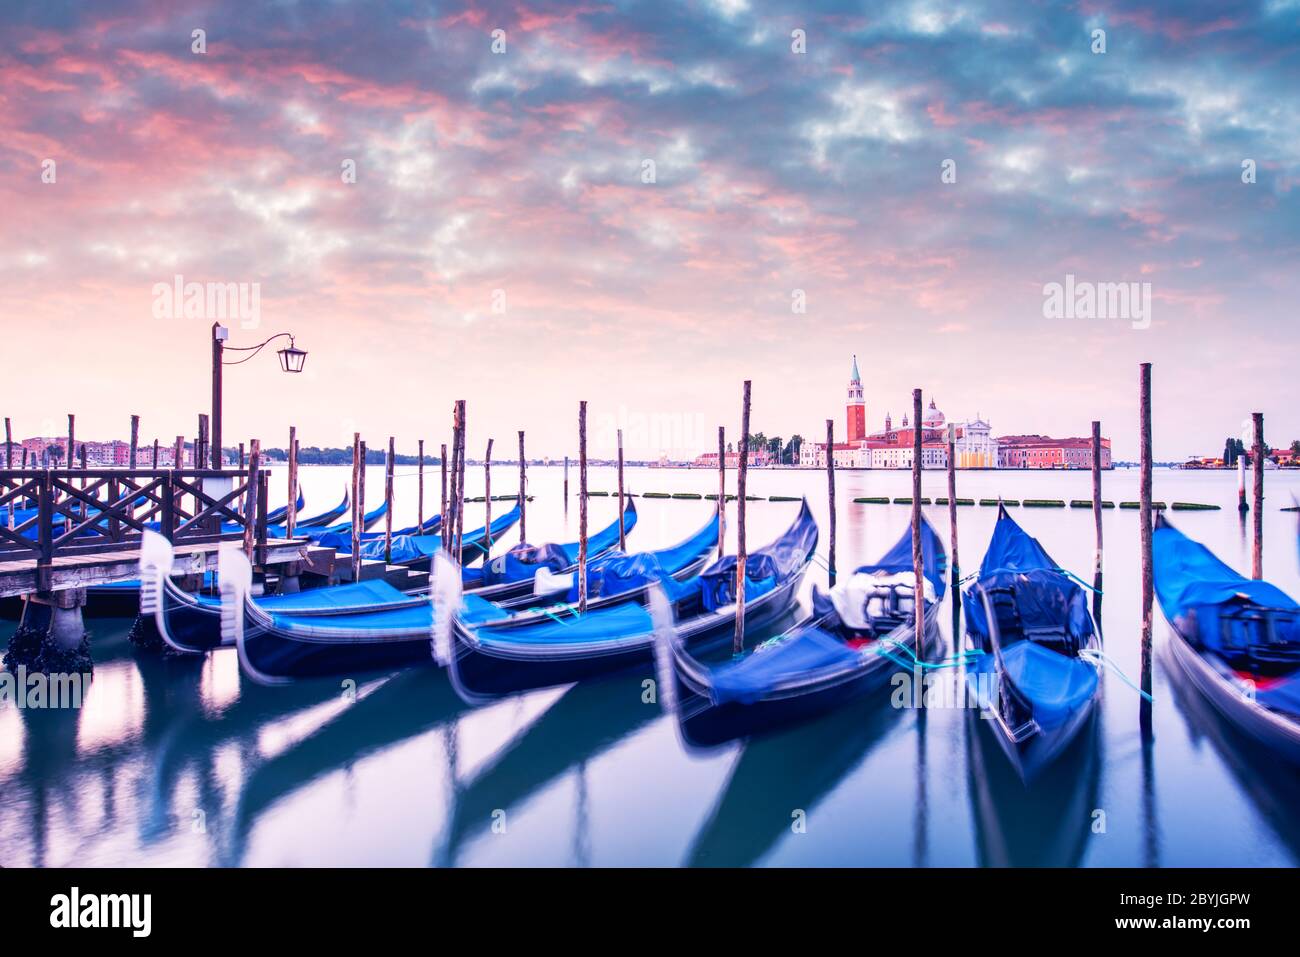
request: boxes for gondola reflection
[683,689,904,867]
[435,671,656,866]
[1161,641,1300,862]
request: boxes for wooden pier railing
[0,468,264,569]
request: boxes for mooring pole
[1091,421,1103,624]
[152,439,159,469]
[1139,363,1154,734]
[358,440,368,557]
[417,439,425,532]
[484,438,494,556]
[826,418,837,588]
[440,442,448,547]
[4,416,12,529]
[129,415,139,471]
[197,414,209,469]
[239,443,245,471]
[350,433,362,581]
[912,389,924,668]
[517,430,527,544]
[617,428,626,550]
[1252,412,1265,579]
[242,439,261,558]
[578,402,589,614]
[717,426,726,562]
[287,426,298,539]
[1237,450,1248,514]
[454,401,466,560]
[564,455,570,512]
[734,381,751,654]
[385,436,395,564]
[947,421,960,632]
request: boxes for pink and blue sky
[1,0,1297,460]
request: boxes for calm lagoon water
[3,464,1299,867]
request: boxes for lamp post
[211,323,307,469]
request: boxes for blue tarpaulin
[708,628,860,705]
[699,501,817,612]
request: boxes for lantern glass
[278,345,307,373]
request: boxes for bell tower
[846,354,866,443]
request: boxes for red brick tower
[846,354,866,443]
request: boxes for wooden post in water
[617,429,626,550]
[578,402,589,614]
[287,427,298,539]
[946,422,960,627]
[826,419,837,588]
[440,442,448,548]
[350,433,362,581]
[4,417,12,529]
[242,439,261,558]
[717,427,726,562]
[1139,363,1154,733]
[417,439,425,532]
[67,414,75,472]
[358,440,368,553]
[385,436,395,564]
[1237,453,1248,514]
[197,414,209,469]
[1252,412,1264,580]
[1091,421,1103,622]
[911,389,924,667]
[449,403,464,560]
[152,439,159,469]
[483,438,494,555]
[455,401,467,561]
[239,443,245,471]
[564,455,570,512]
[517,431,527,544]
[734,381,751,654]
[129,415,139,471]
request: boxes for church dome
[922,398,945,428]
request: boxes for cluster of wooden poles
[729,363,1273,733]
[6,364,1277,734]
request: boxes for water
[3,465,1299,867]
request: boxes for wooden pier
[0,467,315,601]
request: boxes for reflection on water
[2,466,1299,866]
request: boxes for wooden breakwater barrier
[844,496,1219,510]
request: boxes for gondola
[139,530,431,655]
[319,505,523,571]
[139,508,713,656]
[293,490,350,529]
[264,489,306,527]
[1154,513,1300,763]
[493,509,717,619]
[657,516,947,747]
[224,507,714,684]
[963,505,1101,781]
[308,499,389,539]
[461,500,637,599]
[443,500,818,698]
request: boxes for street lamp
[211,322,308,469]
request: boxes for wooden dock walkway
[0,466,323,601]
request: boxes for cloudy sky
[2,0,1297,460]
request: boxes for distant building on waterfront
[797,358,990,470]
[997,434,1111,469]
